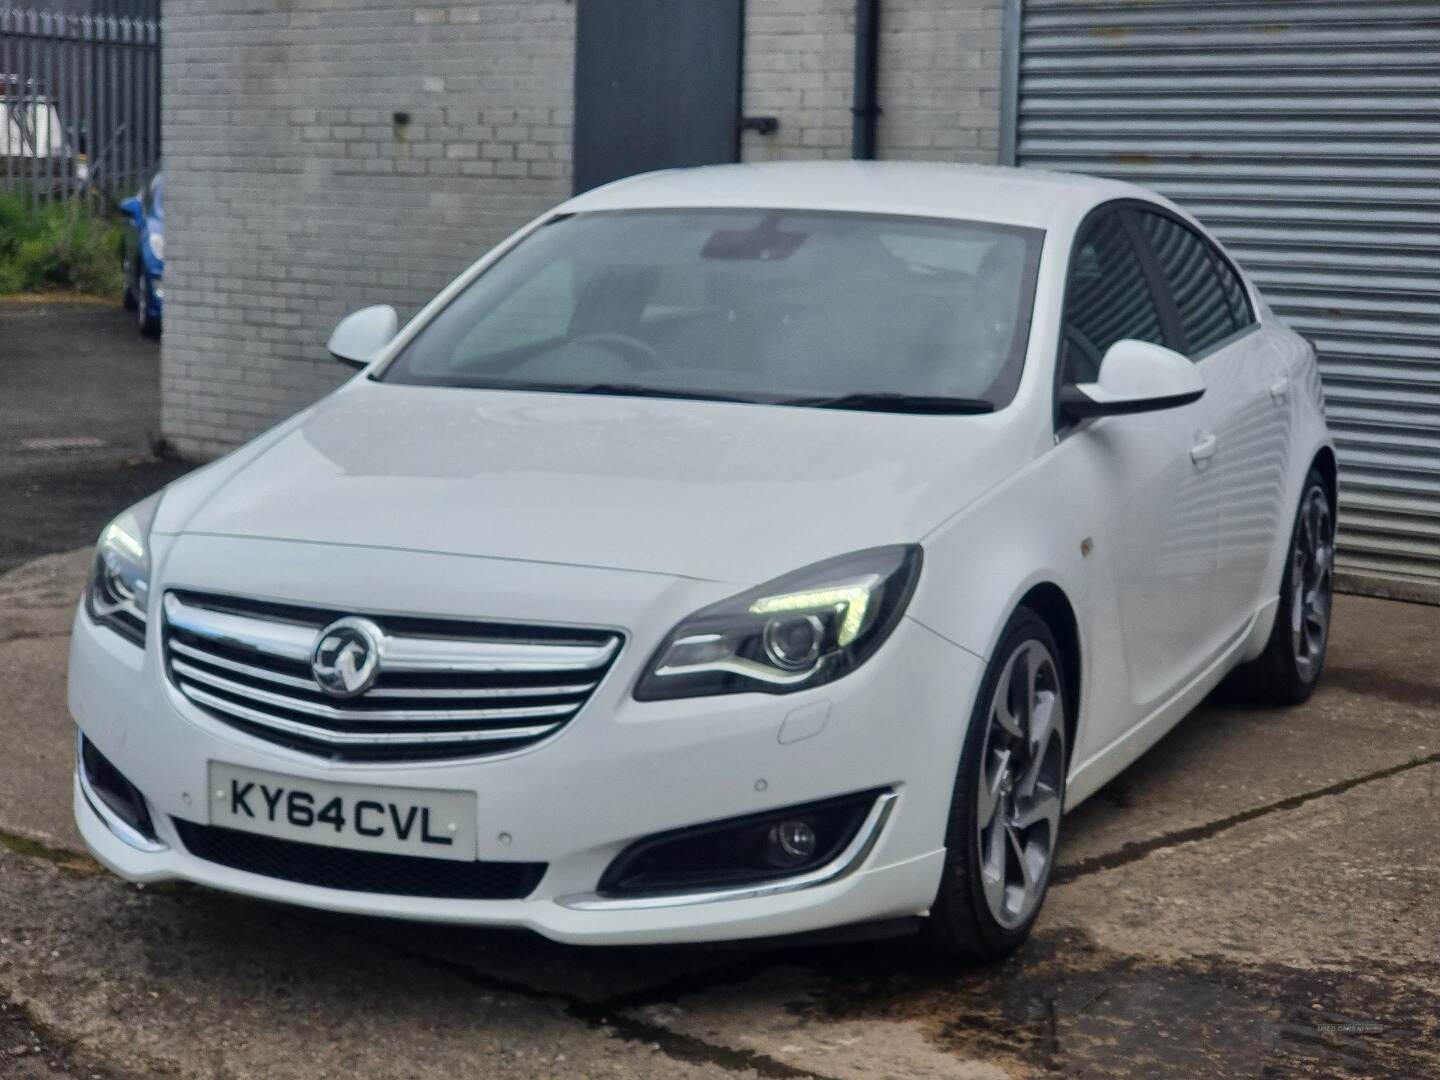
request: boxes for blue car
[120,171,163,336]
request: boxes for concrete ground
[1,302,1436,1078]
[0,299,191,573]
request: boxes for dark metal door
[573,0,743,194]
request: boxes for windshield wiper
[553,383,766,405]
[777,392,996,415]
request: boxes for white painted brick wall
[741,0,1004,163]
[741,0,857,162]
[161,0,576,457]
[162,0,1004,457]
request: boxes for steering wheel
[567,332,668,372]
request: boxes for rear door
[1133,209,1291,638]
[573,0,743,194]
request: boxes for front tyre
[137,278,161,338]
[925,608,1068,961]
[1231,469,1334,705]
[122,257,139,311]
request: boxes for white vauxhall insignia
[71,162,1335,957]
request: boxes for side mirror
[1059,339,1204,420]
[117,194,141,219]
[327,305,399,369]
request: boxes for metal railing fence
[0,2,160,203]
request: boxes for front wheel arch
[924,605,1071,960]
[1313,446,1338,515]
[1015,582,1081,761]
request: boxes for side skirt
[1063,607,1265,811]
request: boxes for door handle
[1190,433,1218,465]
[1269,377,1289,402]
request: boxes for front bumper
[69,542,980,945]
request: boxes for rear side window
[1210,248,1254,331]
[1061,211,1165,384]
[1137,212,1241,355]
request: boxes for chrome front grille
[161,591,623,763]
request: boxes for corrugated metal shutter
[1013,0,1440,598]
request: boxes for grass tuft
[0,193,125,297]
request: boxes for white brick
[161,0,1004,457]
[741,0,1004,164]
[161,0,577,456]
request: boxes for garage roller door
[1013,0,1440,598]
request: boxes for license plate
[208,763,478,862]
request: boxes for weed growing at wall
[0,195,124,296]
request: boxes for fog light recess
[597,789,887,898]
[79,734,159,844]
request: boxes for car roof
[558,161,1157,231]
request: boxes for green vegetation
[0,193,125,297]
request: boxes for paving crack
[1,851,827,1080]
[1,995,147,1080]
[6,830,820,1074]
[317,918,836,1079]
[588,957,788,1016]
[1055,750,1440,884]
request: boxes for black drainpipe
[851,0,881,159]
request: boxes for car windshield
[381,208,1044,411]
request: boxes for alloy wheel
[1291,486,1334,680]
[976,639,1065,930]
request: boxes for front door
[1059,209,1222,727]
[573,0,744,194]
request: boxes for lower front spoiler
[75,775,944,945]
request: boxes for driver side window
[450,261,578,364]
[1062,212,1165,385]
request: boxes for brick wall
[160,0,576,457]
[740,0,857,162]
[162,0,1004,457]
[875,0,1005,161]
[741,0,1004,162]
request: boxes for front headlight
[146,231,164,263]
[86,493,161,646]
[634,545,922,701]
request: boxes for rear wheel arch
[1228,462,1334,705]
